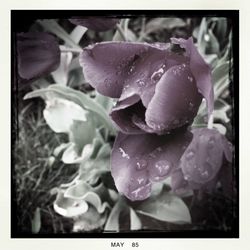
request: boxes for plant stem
[60,47,82,54]
[116,24,127,41]
[207,113,214,129]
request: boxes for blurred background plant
[13,15,236,234]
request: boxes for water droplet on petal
[151,66,166,82]
[130,183,151,200]
[136,79,146,87]
[184,174,191,181]
[136,159,148,170]
[188,76,193,82]
[119,147,130,159]
[154,160,172,176]
[186,150,195,160]
[137,177,145,185]
[188,102,194,111]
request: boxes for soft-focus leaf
[104,199,125,231]
[37,19,81,49]
[145,18,186,33]
[24,84,116,134]
[70,25,88,44]
[213,123,227,135]
[43,98,88,133]
[206,29,220,55]
[96,143,111,158]
[31,207,41,234]
[213,61,231,98]
[54,191,89,217]
[69,118,96,151]
[136,189,191,224]
[51,46,73,85]
[197,18,207,54]
[130,208,142,231]
[73,206,107,232]
[95,92,115,112]
[113,28,137,42]
[64,181,110,213]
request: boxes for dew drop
[187,76,193,82]
[130,183,151,200]
[188,102,194,111]
[119,147,130,159]
[184,174,191,181]
[186,150,195,160]
[136,79,146,87]
[155,160,172,176]
[137,178,145,185]
[151,66,165,82]
[136,159,148,170]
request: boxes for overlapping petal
[80,38,213,134]
[171,37,214,116]
[111,130,192,201]
[80,41,182,99]
[174,128,233,190]
[145,64,202,132]
[17,32,60,80]
[69,17,119,31]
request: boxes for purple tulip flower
[79,37,229,201]
[80,37,213,135]
[16,32,60,80]
[69,17,119,32]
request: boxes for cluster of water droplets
[172,63,186,76]
[154,160,172,177]
[130,182,151,200]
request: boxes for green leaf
[130,208,142,231]
[96,143,111,158]
[113,28,137,42]
[136,189,191,224]
[53,191,89,217]
[73,206,107,232]
[51,46,73,85]
[24,84,116,134]
[95,92,115,112]
[64,181,110,214]
[43,97,88,133]
[104,198,125,231]
[145,18,186,33]
[69,118,96,151]
[70,25,88,44]
[37,19,81,49]
[213,61,231,98]
[31,207,41,234]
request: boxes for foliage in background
[13,16,235,233]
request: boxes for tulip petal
[171,37,214,116]
[111,130,192,201]
[69,17,119,32]
[145,64,202,134]
[179,128,231,185]
[80,42,185,99]
[17,32,60,80]
[109,95,144,134]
